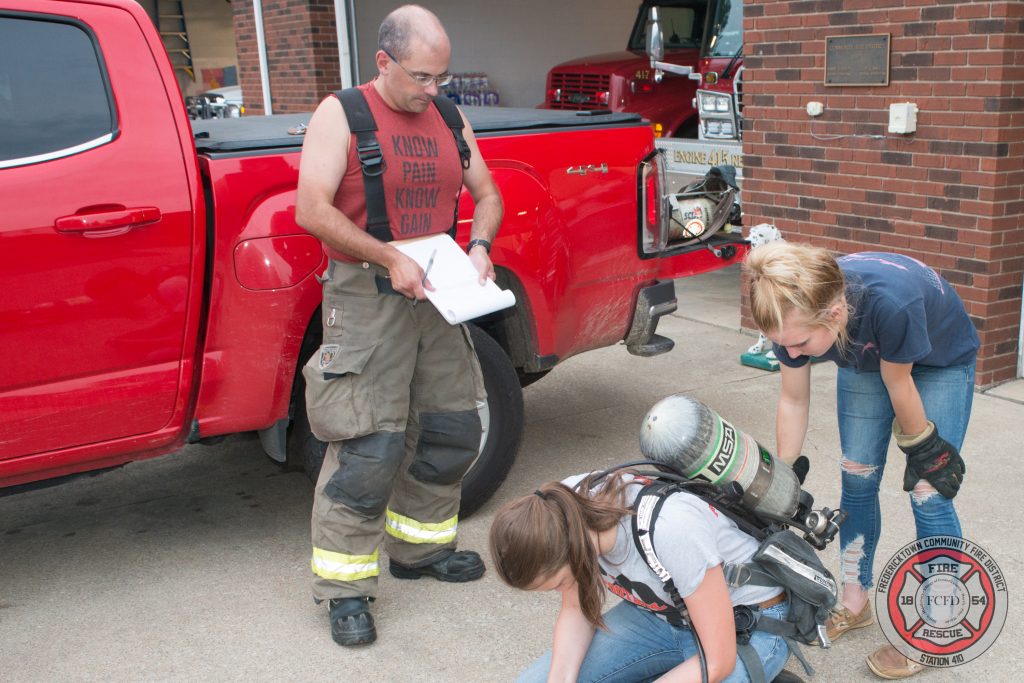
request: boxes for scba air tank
[639,394,800,519]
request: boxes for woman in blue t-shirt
[745,242,977,680]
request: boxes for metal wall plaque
[824,33,890,87]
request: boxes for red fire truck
[540,0,709,139]
[692,0,744,142]
[648,0,744,181]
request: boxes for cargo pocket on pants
[302,342,379,442]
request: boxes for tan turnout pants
[305,260,486,602]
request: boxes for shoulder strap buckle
[354,138,385,177]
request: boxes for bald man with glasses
[295,4,503,647]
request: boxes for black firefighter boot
[328,597,376,646]
[389,549,486,583]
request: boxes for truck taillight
[639,149,668,255]
[596,91,610,106]
[547,88,561,103]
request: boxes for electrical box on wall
[889,102,918,134]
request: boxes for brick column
[231,0,343,115]
[741,1,1024,387]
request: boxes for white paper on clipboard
[392,233,515,324]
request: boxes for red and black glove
[895,421,965,499]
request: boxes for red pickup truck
[0,0,746,514]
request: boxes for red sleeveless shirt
[327,81,463,262]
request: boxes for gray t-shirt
[564,473,783,622]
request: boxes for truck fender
[467,162,566,372]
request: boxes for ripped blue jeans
[835,361,975,589]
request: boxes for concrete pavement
[1,264,1021,681]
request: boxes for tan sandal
[825,600,874,642]
[866,644,926,679]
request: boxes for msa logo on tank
[703,422,737,481]
[639,394,801,519]
[392,133,444,237]
[692,416,774,486]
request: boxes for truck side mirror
[646,7,664,64]
[645,5,695,82]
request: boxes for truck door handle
[54,206,161,235]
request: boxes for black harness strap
[336,88,392,243]
[334,89,472,244]
[631,482,688,628]
[432,94,472,170]
[631,480,770,683]
[431,95,469,241]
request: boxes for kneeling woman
[490,471,791,683]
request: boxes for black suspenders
[334,88,471,243]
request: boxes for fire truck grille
[548,73,611,110]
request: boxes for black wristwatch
[467,238,491,254]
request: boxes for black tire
[287,317,326,479]
[289,324,524,518]
[460,324,524,517]
[289,380,328,482]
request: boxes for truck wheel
[289,324,524,519]
[460,324,524,517]
[289,379,328,482]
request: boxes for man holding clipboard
[295,4,503,648]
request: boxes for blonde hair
[489,473,634,629]
[745,241,851,354]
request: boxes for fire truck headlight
[697,91,731,114]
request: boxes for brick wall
[231,0,341,115]
[741,0,1024,387]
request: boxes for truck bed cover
[192,106,645,154]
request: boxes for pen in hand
[412,248,437,307]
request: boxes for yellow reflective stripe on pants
[384,509,457,544]
[311,547,380,581]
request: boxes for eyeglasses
[382,48,453,88]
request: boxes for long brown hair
[745,241,852,355]
[489,472,635,629]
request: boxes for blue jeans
[516,600,791,683]
[835,361,975,589]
